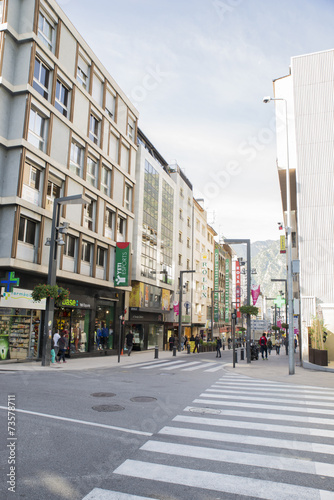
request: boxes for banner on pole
[115,242,130,286]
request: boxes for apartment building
[0,0,138,361]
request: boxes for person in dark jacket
[259,333,268,360]
[126,330,134,356]
[216,337,222,358]
[193,334,200,353]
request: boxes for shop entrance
[54,308,90,353]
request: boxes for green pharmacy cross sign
[274,295,286,308]
[1,271,20,293]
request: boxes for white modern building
[273,49,334,366]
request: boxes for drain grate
[91,392,116,398]
[92,404,125,412]
[130,396,157,403]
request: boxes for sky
[58,0,334,242]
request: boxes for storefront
[128,310,165,351]
[0,287,46,361]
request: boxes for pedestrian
[125,330,134,356]
[294,337,298,352]
[259,333,268,360]
[169,334,175,351]
[276,338,280,355]
[267,337,272,355]
[193,334,200,353]
[184,335,188,350]
[181,335,185,351]
[57,332,67,363]
[51,337,56,363]
[53,330,60,360]
[216,337,222,358]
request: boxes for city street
[1,349,334,499]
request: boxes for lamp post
[41,194,88,366]
[264,96,294,375]
[271,278,287,327]
[178,270,195,352]
[224,239,251,364]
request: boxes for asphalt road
[1,350,334,500]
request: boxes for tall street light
[263,96,294,375]
[178,270,195,351]
[224,239,251,364]
[271,278,287,326]
[41,194,89,366]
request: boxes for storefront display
[0,308,42,360]
[95,304,115,350]
[54,308,90,353]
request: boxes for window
[89,114,100,145]
[127,116,135,141]
[64,234,76,258]
[38,11,55,52]
[179,232,182,243]
[124,184,132,211]
[77,55,90,90]
[196,219,200,231]
[292,231,297,248]
[33,58,50,99]
[187,238,190,249]
[83,198,95,231]
[179,209,183,221]
[196,239,200,251]
[96,246,106,267]
[92,74,103,106]
[117,215,126,239]
[109,133,119,163]
[86,157,97,187]
[178,254,182,266]
[69,140,84,177]
[55,80,69,117]
[22,163,41,206]
[101,165,111,196]
[18,217,36,245]
[180,188,184,198]
[81,240,92,263]
[0,1,4,23]
[46,175,61,211]
[187,217,191,228]
[105,208,115,239]
[120,144,129,171]
[28,108,47,151]
[105,89,116,120]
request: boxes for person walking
[57,332,67,363]
[53,330,60,360]
[276,338,281,355]
[259,333,268,360]
[125,330,134,356]
[193,334,200,353]
[267,337,272,355]
[216,337,222,358]
[169,334,175,351]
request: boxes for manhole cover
[130,396,157,403]
[92,404,124,412]
[91,392,116,397]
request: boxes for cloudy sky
[59,0,334,242]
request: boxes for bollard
[240,349,244,361]
[234,351,238,364]
[187,344,190,354]
[173,346,177,357]
[154,345,159,359]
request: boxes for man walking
[193,334,200,353]
[126,330,134,356]
[259,333,268,360]
[216,337,222,358]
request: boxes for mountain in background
[232,240,287,300]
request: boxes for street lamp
[271,278,287,327]
[264,96,294,375]
[178,270,195,352]
[41,194,89,366]
[223,238,251,364]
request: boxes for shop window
[38,10,56,52]
[86,156,98,187]
[89,113,100,146]
[69,140,84,177]
[33,58,50,100]
[28,107,47,152]
[55,79,69,117]
[18,216,36,245]
[105,208,115,240]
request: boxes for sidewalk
[224,349,334,389]
[0,349,189,372]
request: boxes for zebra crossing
[123,357,226,372]
[82,372,334,500]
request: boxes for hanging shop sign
[115,242,130,286]
[0,288,46,310]
[225,259,229,322]
[280,235,286,254]
[201,253,208,299]
[236,260,241,318]
[214,248,219,322]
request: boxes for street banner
[115,242,130,286]
[214,248,219,322]
[251,284,261,305]
[225,259,229,322]
[280,235,286,254]
[236,260,241,318]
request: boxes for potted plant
[309,315,328,366]
[32,284,70,307]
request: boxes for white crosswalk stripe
[83,373,334,500]
[123,358,225,372]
